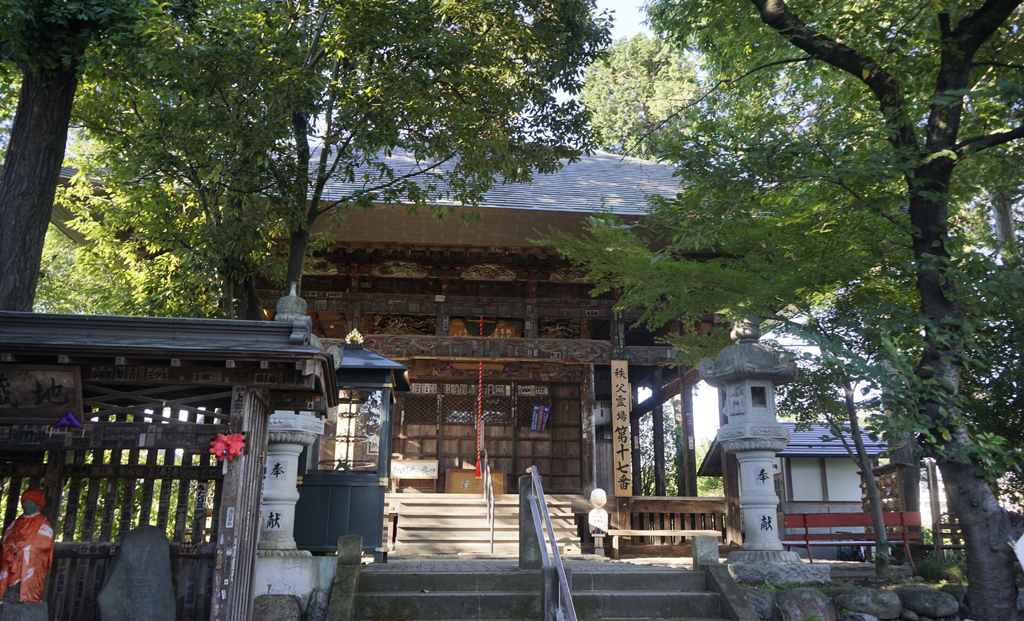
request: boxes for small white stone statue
[588,488,609,557]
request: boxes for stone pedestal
[259,411,323,556]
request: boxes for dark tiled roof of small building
[697,422,888,477]
[316,149,679,215]
[777,423,887,457]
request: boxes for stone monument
[699,315,829,583]
[97,525,176,621]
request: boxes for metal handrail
[527,465,577,621]
[483,450,495,554]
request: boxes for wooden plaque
[391,460,439,479]
[444,469,506,496]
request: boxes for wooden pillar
[722,450,742,545]
[581,364,596,492]
[630,381,642,495]
[436,301,449,336]
[719,387,741,545]
[672,394,686,496]
[652,369,666,496]
[211,387,270,621]
[349,300,361,335]
[680,367,697,496]
[525,302,538,338]
[612,310,626,360]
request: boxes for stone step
[354,591,720,621]
[358,570,707,594]
[572,591,720,619]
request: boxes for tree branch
[748,0,916,151]
[624,57,811,158]
[956,124,1024,155]
[972,61,1024,70]
[315,156,457,218]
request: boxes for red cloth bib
[0,513,54,603]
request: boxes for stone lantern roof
[697,316,797,387]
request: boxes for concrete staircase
[354,562,725,621]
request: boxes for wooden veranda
[0,312,338,621]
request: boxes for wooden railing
[617,497,729,554]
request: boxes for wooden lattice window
[441,396,478,424]
[402,395,439,424]
[481,397,514,425]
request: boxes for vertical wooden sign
[610,360,632,497]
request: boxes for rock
[900,610,919,621]
[253,595,302,621]
[0,602,48,621]
[919,617,934,621]
[832,587,902,620]
[940,585,966,606]
[895,588,959,618]
[1017,590,1024,612]
[303,588,331,621]
[843,614,879,621]
[97,525,175,621]
[741,587,775,620]
[773,588,838,621]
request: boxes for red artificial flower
[210,433,245,461]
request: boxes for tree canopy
[57,0,611,318]
[580,33,697,162]
[548,0,1024,614]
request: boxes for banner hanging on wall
[529,404,550,433]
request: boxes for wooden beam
[631,377,681,419]
[652,368,666,496]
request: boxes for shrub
[916,552,967,584]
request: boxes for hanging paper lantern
[210,433,245,461]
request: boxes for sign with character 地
[0,365,83,421]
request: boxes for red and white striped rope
[476,315,484,478]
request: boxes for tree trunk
[938,459,1018,619]
[284,108,314,296]
[226,273,263,321]
[843,382,889,576]
[908,176,1017,618]
[992,190,1015,245]
[0,62,79,311]
[285,223,311,297]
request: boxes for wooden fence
[606,497,729,556]
[0,385,269,621]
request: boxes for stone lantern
[699,316,828,581]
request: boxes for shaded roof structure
[39,151,679,248]
[315,149,680,215]
[698,422,888,477]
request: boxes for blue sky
[596,0,651,40]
